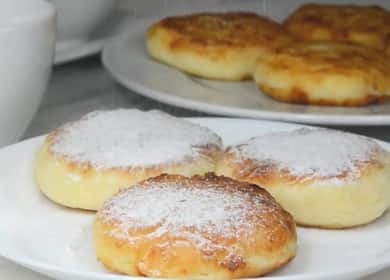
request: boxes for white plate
[1,118,390,280]
[0,257,50,279]
[54,39,104,65]
[102,22,390,126]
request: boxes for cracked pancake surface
[254,41,390,106]
[94,173,297,279]
[285,4,390,54]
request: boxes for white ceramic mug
[0,0,56,147]
[52,0,117,48]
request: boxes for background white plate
[102,15,390,126]
[54,6,135,65]
[1,118,390,280]
[55,39,105,65]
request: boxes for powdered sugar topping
[98,175,290,256]
[232,128,385,182]
[50,109,222,169]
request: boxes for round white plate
[54,39,104,65]
[0,257,50,279]
[102,23,390,126]
[1,118,390,280]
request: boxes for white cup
[0,0,56,147]
[52,0,117,48]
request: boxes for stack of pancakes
[146,5,390,107]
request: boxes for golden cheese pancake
[35,109,223,210]
[94,173,297,279]
[146,12,294,80]
[254,41,390,106]
[217,128,390,229]
[285,4,390,53]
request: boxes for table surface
[2,54,390,279]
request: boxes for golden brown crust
[97,228,297,278]
[254,41,390,106]
[36,120,222,210]
[285,4,390,53]
[94,173,297,279]
[46,131,221,175]
[219,147,384,187]
[99,173,297,252]
[262,42,390,78]
[155,12,294,50]
[259,85,387,107]
[216,132,390,229]
[146,12,295,80]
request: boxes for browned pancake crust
[146,12,295,80]
[95,173,297,279]
[155,12,294,50]
[285,4,390,53]
[100,247,296,279]
[216,140,390,229]
[35,121,222,211]
[219,147,384,187]
[46,128,221,175]
[259,84,387,107]
[254,41,390,106]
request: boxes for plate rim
[101,23,390,126]
[55,38,105,65]
[1,117,390,280]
